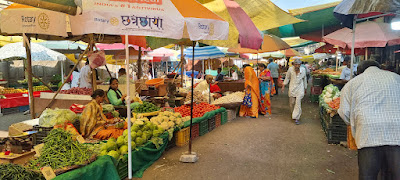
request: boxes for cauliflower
[160,122,169,130]
[168,121,175,129]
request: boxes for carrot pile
[94,127,124,140]
[328,97,340,110]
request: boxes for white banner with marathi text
[70,0,184,39]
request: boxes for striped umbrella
[177,46,225,60]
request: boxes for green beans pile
[29,129,93,170]
[0,163,44,180]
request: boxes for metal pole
[257,53,259,76]
[350,16,356,79]
[125,35,133,179]
[181,45,184,87]
[189,41,195,154]
[61,60,64,84]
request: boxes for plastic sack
[88,50,106,69]
[39,108,77,127]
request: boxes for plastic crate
[310,94,319,103]
[221,111,228,125]
[190,123,199,140]
[208,117,216,132]
[175,127,190,147]
[310,86,323,95]
[1,107,19,115]
[312,76,324,87]
[215,113,221,128]
[33,125,53,145]
[227,109,237,122]
[18,105,30,112]
[199,119,209,136]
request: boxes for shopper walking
[239,64,260,118]
[267,58,279,95]
[281,59,307,125]
[338,60,400,180]
[258,63,275,116]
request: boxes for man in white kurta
[282,59,307,125]
[79,61,92,89]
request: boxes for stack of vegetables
[18,77,40,84]
[29,129,94,171]
[33,85,49,92]
[0,87,28,94]
[39,108,77,127]
[98,120,165,160]
[174,103,220,118]
[132,102,160,114]
[0,164,44,180]
[60,87,92,95]
[212,91,245,105]
[319,84,341,113]
[102,104,120,118]
[149,111,186,130]
[93,121,125,140]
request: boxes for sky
[271,0,341,11]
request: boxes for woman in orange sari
[240,64,261,118]
[258,63,276,115]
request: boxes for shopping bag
[88,50,106,69]
[242,89,252,108]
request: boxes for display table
[34,93,92,116]
[218,81,245,93]
[0,91,51,109]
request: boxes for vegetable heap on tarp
[212,91,245,105]
[319,84,341,115]
[0,164,44,180]
[132,102,160,114]
[39,108,76,127]
[174,103,220,118]
[149,111,185,130]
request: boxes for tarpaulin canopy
[0,42,66,61]
[334,0,400,15]
[147,47,178,57]
[0,3,70,37]
[323,21,400,48]
[281,48,302,57]
[96,43,151,52]
[266,2,341,38]
[178,46,225,60]
[0,35,44,46]
[228,34,291,53]
[282,37,315,48]
[39,41,87,51]
[7,0,77,15]
[200,0,304,48]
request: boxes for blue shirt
[267,62,279,78]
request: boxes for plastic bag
[242,90,252,108]
[88,50,106,69]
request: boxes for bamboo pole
[44,46,90,109]
[104,65,113,78]
[365,48,368,60]
[137,48,142,79]
[26,70,54,92]
[23,34,35,119]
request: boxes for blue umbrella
[177,46,225,60]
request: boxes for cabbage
[107,150,120,159]
[39,108,76,127]
[119,145,128,155]
[106,138,117,151]
[102,104,114,113]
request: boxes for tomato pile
[174,102,220,118]
[328,97,340,110]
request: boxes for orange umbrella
[281,48,302,57]
[228,34,291,53]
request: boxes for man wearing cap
[282,59,307,125]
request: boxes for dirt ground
[136,93,358,180]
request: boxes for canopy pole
[23,33,35,119]
[350,16,356,79]
[152,59,155,78]
[180,45,184,87]
[61,60,64,84]
[189,41,195,154]
[137,48,142,79]
[116,60,118,78]
[138,47,142,78]
[257,53,259,77]
[365,48,368,60]
[105,65,112,78]
[125,35,133,180]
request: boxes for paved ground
[136,92,358,180]
[0,111,30,131]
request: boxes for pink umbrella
[147,47,177,57]
[323,21,400,48]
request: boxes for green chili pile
[29,128,93,170]
[0,164,44,180]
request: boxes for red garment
[210,84,221,93]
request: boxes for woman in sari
[240,64,261,118]
[80,89,112,138]
[258,63,276,115]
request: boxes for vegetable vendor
[330,56,357,89]
[80,89,114,138]
[107,78,140,117]
[194,75,222,99]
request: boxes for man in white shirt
[281,59,307,125]
[78,61,92,89]
[230,68,238,80]
[338,60,400,179]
